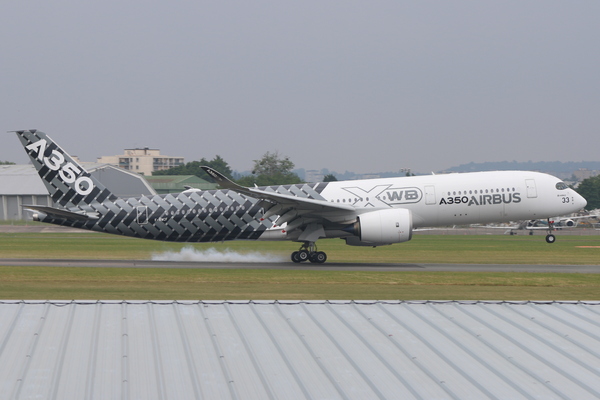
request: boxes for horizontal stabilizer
[22,205,99,220]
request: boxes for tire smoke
[151,246,287,263]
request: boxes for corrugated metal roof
[0,300,599,399]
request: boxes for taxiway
[0,258,599,273]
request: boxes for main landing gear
[545,218,556,244]
[291,242,327,264]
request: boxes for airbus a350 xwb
[15,130,587,263]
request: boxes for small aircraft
[473,213,598,235]
[532,214,599,228]
[15,130,587,263]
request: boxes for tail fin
[15,130,117,207]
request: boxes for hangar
[0,164,156,220]
[144,175,217,194]
[0,300,598,399]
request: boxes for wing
[202,166,356,235]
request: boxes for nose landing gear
[291,242,327,264]
[545,218,556,244]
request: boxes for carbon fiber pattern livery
[15,130,329,243]
[17,129,587,264]
[16,130,119,208]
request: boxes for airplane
[14,129,587,263]
[473,213,599,235]
[531,214,599,228]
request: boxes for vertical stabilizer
[15,130,118,207]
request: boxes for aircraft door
[525,179,537,198]
[136,206,148,224]
[424,185,436,205]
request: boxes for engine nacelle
[345,208,413,246]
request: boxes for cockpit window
[555,182,568,190]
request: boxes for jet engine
[345,208,413,246]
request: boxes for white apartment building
[98,148,184,175]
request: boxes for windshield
[555,182,568,190]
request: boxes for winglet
[201,166,249,192]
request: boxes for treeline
[576,175,600,210]
[446,161,600,174]
[153,151,311,186]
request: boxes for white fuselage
[317,171,586,228]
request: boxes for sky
[1,1,599,174]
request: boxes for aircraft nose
[575,191,587,210]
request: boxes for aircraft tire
[314,251,327,264]
[545,234,556,244]
[308,251,327,264]
[291,251,301,263]
[297,250,310,262]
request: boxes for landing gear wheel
[291,242,327,264]
[309,251,327,264]
[291,251,301,263]
[297,250,310,262]
[545,234,556,244]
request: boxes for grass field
[0,232,599,300]
[2,231,600,264]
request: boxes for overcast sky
[1,1,599,174]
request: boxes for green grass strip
[1,267,599,300]
[1,233,599,300]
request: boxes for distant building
[573,169,600,181]
[304,170,324,183]
[98,148,184,176]
[0,164,156,220]
[359,174,381,180]
[144,175,217,194]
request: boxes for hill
[443,161,600,177]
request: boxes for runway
[0,258,599,273]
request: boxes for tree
[0,161,15,165]
[575,175,600,210]
[152,155,233,181]
[236,151,302,186]
[323,173,337,182]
